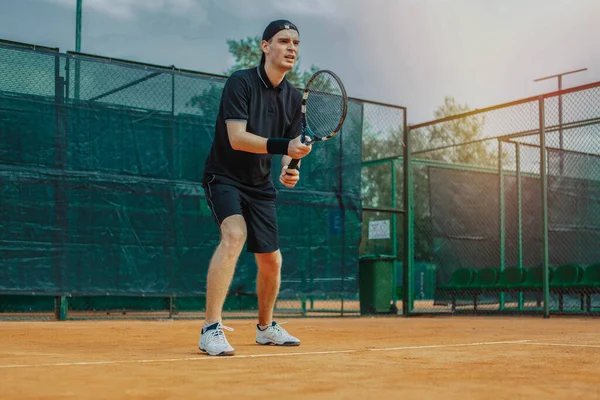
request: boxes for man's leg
[254,250,300,346]
[204,215,247,325]
[255,250,282,326]
[243,193,300,346]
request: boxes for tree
[414,96,494,167]
[187,36,322,120]
[360,96,495,260]
[186,83,223,124]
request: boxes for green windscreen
[0,42,363,299]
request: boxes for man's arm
[227,121,311,159]
[226,121,268,153]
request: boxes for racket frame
[287,70,348,171]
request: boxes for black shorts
[202,173,279,253]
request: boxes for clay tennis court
[1,317,599,399]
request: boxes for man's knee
[220,216,247,250]
[257,251,282,274]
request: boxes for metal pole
[402,110,413,316]
[516,142,524,310]
[53,53,68,310]
[74,0,82,100]
[391,159,397,308]
[558,75,563,166]
[539,97,550,318]
[339,107,346,317]
[171,68,176,177]
[76,0,82,52]
[498,140,505,310]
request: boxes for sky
[0,0,599,123]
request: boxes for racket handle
[286,158,300,174]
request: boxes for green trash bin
[358,254,396,314]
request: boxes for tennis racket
[287,70,348,173]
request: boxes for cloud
[216,0,347,22]
[42,0,210,24]
[269,0,340,16]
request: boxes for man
[199,20,311,356]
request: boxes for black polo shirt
[203,65,303,188]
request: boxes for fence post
[169,296,175,319]
[516,142,524,310]
[403,110,413,316]
[54,296,68,321]
[498,139,506,310]
[391,159,398,308]
[54,52,68,300]
[539,96,550,318]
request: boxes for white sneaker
[256,321,301,346]
[199,322,235,356]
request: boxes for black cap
[262,19,299,41]
[260,19,299,64]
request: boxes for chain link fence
[360,102,407,314]
[407,83,600,315]
[3,37,599,319]
[0,39,402,319]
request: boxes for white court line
[370,340,531,351]
[0,340,529,369]
[519,342,600,349]
[0,350,357,369]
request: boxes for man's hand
[280,165,300,188]
[287,135,312,159]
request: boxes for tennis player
[199,19,310,356]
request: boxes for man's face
[263,29,300,71]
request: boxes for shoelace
[269,322,291,337]
[208,323,234,344]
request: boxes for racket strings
[305,75,345,140]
